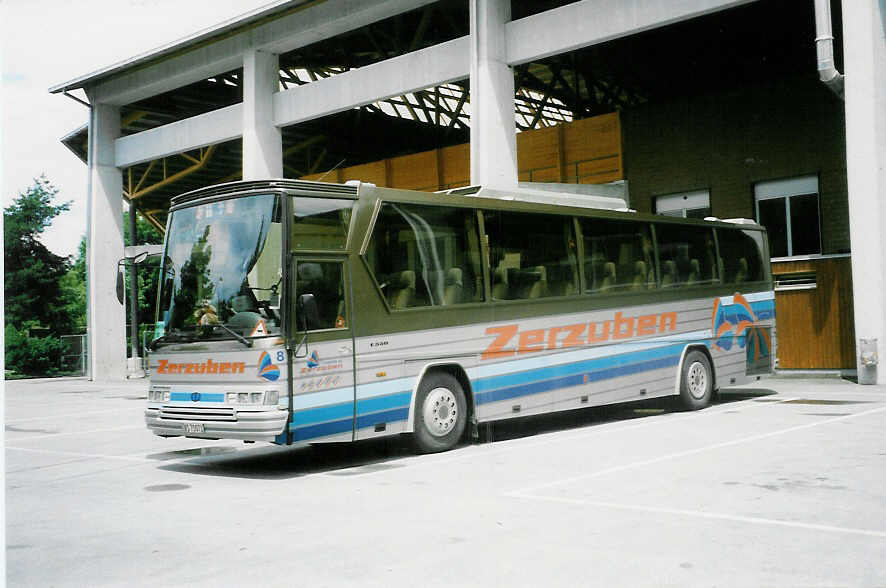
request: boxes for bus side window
[483,210,577,301]
[365,203,484,309]
[655,224,718,287]
[580,218,654,293]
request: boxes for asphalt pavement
[5,374,886,587]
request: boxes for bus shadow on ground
[156,387,778,480]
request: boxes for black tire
[678,350,713,410]
[413,371,467,454]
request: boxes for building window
[654,190,711,219]
[754,175,821,258]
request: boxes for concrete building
[51,0,886,383]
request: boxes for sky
[1,0,273,258]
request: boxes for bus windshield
[155,193,283,344]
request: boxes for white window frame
[754,175,821,258]
[654,189,711,218]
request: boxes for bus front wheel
[679,350,713,410]
[413,372,467,454]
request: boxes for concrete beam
[505,0,756,65]
[273,36,469,127]
[87,0,438,106]
[115,104,242,168]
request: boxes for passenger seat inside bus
[443,268,463,305]
[492,268,509,300]
[387,270,416,309]
[734,258,748,284]
[687,259,700,285]
[661,260,678,288]
[518,266,548,299]
[599,262,616,292]
[631,261,648,290]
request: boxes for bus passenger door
[290,258,356,444]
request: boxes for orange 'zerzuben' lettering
[482,325,519,360]
[659,312,677,332]
[152,358,246,375]
[636,315,657,336]
[479,309,682,361]
[518,329,546,354]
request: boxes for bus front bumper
[145,405,288,443]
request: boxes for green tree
[4,176,73,333]
[59,235,87,333]
[4,176,74,376]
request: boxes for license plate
[184,423,205,434]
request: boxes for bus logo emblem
[307,351,320,369]
[258,351,280,382]
[191,392,201,402]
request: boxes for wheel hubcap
[687,361,708,399]
[423,387,458,437]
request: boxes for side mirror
[116,268,125,305]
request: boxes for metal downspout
[814,0,845,99]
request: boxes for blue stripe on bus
[474,342,686,396]
[291,407,410,442]
[169,392,225,402]
[291,391,411,427]
[474,353,681,406]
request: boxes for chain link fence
[59,334,87,376]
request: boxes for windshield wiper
[212,323,253,348]
[148,331,193,350]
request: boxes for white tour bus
[146,180,775,453]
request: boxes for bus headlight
[225,391,279,405]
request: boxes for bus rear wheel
[679,350,713,410]
[413,372,467,454]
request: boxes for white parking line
[6,445,152,463]
[6,406,137,424]
[507,493,886,539]
[7,425,143,442]
[507,404,886,496]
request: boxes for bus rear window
[717,228,765,284]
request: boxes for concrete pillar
[85,101,126,381]
[243,49,283,179]
[469,0,518,188]
[843,0,886,384]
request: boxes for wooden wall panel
[771,256,855,369]
[299,112,623,191]
[439,143,469,189]
[516,125,560,171]
[390,150,438,191]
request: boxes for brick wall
[622,75,849,254]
